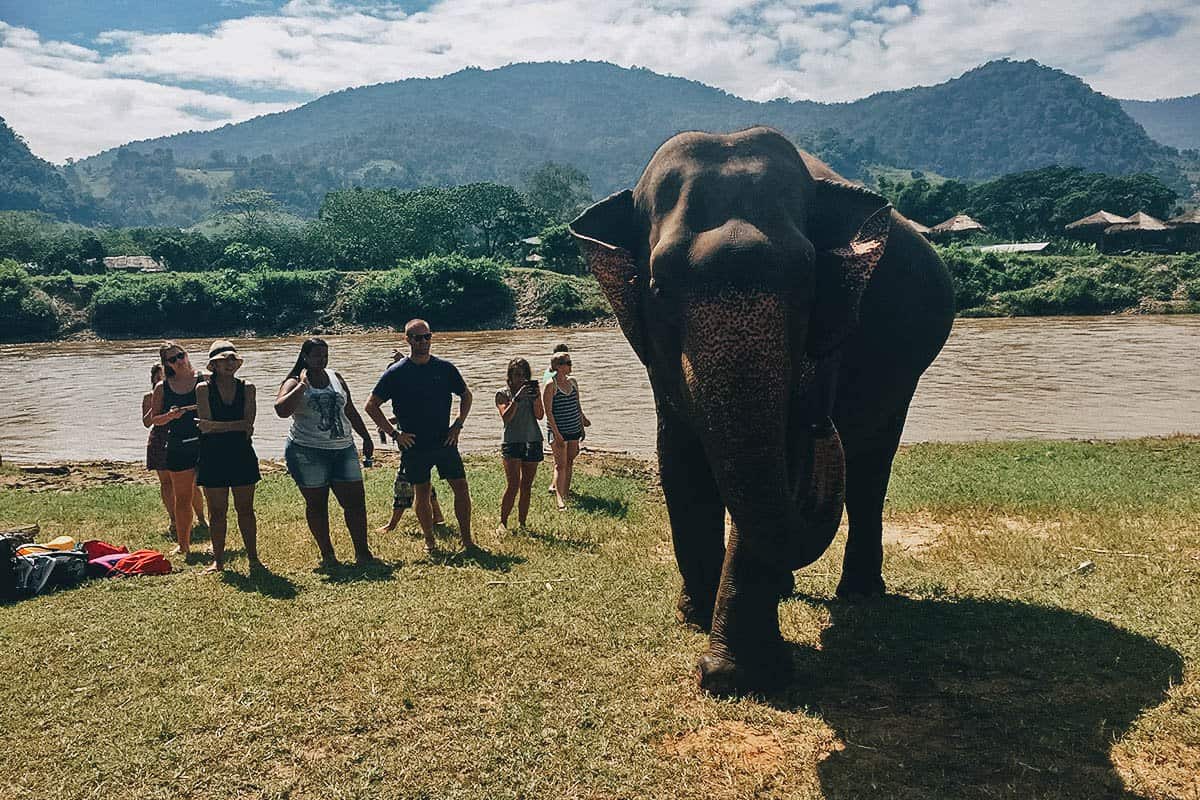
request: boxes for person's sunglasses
[408,333,433,342]
[560,360,572,366]
[166,352,187,364]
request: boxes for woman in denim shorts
[275,338,376,566]
[495,357,544,533]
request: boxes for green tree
[535,223,587,275]
[524,163,593,223]
[217,189,280,233]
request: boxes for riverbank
[2,439,1198,798]
[3,250,1200,343]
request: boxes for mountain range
[2,59,1198,227]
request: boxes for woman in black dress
[196,340,261,573]
[145,342,204,557]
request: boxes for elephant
[569,127,955,694]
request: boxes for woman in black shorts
[145,342,204,556]
[143,363,207,536]
[542,351,590,511]
[495,357,544,533]
[196,340,261,573]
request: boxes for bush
[88,269,341,336]
[0,259,59,340]
[346,255,512,329]
[994,272,1140,316]
[541,280,583,324]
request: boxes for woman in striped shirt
[542,351,590,510]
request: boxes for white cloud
[2,0,1198,163]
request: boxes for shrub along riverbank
[3,249,1200,342]
[1,256,610,341]
[1,439,1197,797]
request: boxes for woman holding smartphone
[145,341,204,557]
[143,363,207,536]
[495,357,544,533]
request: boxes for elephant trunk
[681,291,845,571]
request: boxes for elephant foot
[676,590,713,632]
[835,571,886,601]
[694,643,793,696]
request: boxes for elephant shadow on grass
[771,595,1183,798]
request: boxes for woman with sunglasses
[142,363,207,537]
[145,342,205,556]
[275,338,376,566]
[542,351,590,511]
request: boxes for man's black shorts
[400,445,466,484]
[500,441,544,463]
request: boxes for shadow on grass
[521,527,600,553]
[571,492,629,519]
[162,522,211,545]
[318,559,398,585]
[428,545,525,572]
[765,594,1183,798]
[220,564,299,600]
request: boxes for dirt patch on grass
[661,719,843,779]
[0,459,288,492]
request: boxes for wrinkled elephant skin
[571,127,955,694]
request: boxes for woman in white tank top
[275,338,377,566]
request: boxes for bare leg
[170,469,196,555]
[517,461,538,526]
[447,477,473,549]
[299,485,336,563]
[192,486,207,527]
[552,439,568,510]
[232,484,259,566]
[331,480,373,563]
[563,440,581,499]
[156,470,175,531]
[203,487,230,572]
[413,482,437,553]
[378,506,404,533]
[499,457,522,528]
[431,490,445,524]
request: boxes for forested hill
[0,117,94,223]
[1121,95,1200,152]
[53,59,1196,225]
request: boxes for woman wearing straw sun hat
[195,340,262,573]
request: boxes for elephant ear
[570,190,648,364]
[806,179,892,359]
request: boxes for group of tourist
[141,319,589,572]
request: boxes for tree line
[0,163,593,277]
[878,166,1179,240]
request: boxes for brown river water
[0,316,1197,463]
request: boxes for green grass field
[1,440,1197,799]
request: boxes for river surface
[1,317,1198,463]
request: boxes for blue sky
[2,0,1198,162]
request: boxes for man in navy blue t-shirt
[365,318,474,553]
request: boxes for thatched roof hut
[1102,212,1172,254]
[929,214,986,240]
[1167,210,1200,252]
[1064,210,1131,230]
[905,218,932,236]
[1167,210,1200,227]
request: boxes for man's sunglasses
[166,352,187,364]
[408,333,433,342]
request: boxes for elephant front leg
[836,404,910,599]
[658,412,726,631]
[696,524,793,695]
